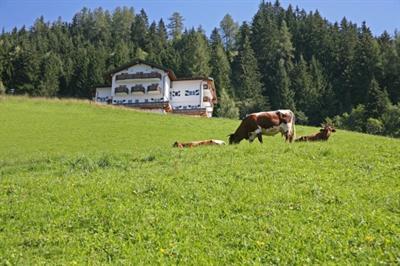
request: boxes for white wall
[111,64,168,105]
[170,80,202,110]
[95,87,112,103]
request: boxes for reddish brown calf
[173,139,226,148]
[295,125,336,142]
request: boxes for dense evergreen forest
[1,1,399,137]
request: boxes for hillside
[0,97,399,264]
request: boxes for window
[185,89,199,96]
[171,91,181,97]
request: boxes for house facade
[94,60,217,117]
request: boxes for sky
[0,0,399,36]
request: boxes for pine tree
[331,17,358,113]
[111,7,135,45]
[365,78,390,118]
[178,28,211,77]
[269,21,295,109]
[219,14,238,52]
[108,41,130,68]
[215,87,239,119]
[209,28,231,95]
[232,22,269,117]
[38,52,62,96]
[167,12,184,40]
[350,22,382,106]
[210,28,234,116]
[131,9,149,51]
[379,31,400,104]
[275,59,295,110]
[10,44,40,95]
[291,55,312,115]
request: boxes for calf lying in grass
[173,139,226,148]
[295,125,336,142]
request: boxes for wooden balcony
[115,85,129,94]
[147,83,161,94]
[131,84,145,94]
[116,71,162,81]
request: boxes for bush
[332,105,366,132]
[366,118,383,135]
[382,104,400,137]
[215,88,239,119]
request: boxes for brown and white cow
[173,139,226,148]
[295,125,336,142]
[228,110,296,144]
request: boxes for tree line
[0,1,399,137]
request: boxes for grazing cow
[173,139,226,148]
[295,125,336,142]
[228,110,296,144]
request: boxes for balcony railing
[116,71,162,81]
[147,83,160,93]
[115,85,129,94]
[131,84,145,94]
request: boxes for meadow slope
[0,97,399,264]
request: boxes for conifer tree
[111,7,135,45]
[38,52,62,96]
[275,59,295,110]
[379,31,400,104]
[210,28,231,95]
[167,12,184,40]
[350,22,382,106]
[215,87,239,119]
[178,28,211,77]
[219,14,238,52]
[366,78,390,118]
[232,22,269,117]
[131,9,149,51]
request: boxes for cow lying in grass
[295,125,336,142]
[173,139,226,148]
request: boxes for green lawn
[0,96,399,264]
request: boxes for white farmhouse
[94,60,217,117]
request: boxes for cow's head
[320,125,336,135]
[277,111,291,124]
[228,133,241,144]
[173,141,183,148]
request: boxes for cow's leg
[257,133,263,143]
[249,127,262,143]
[248,132,256,143]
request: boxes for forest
[0,1,399,137]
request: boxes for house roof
[105,59,177,81]
[175,76,214,81]
[94,84,111,88]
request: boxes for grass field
[0,96,399,264]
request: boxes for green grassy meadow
[0,97,399,264]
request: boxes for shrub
[215,88,239,119]
[366,118,383,135]
[382,104,400,137]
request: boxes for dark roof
[175,76,214,81]
[94,84,111,88]
[105,59,177,81]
